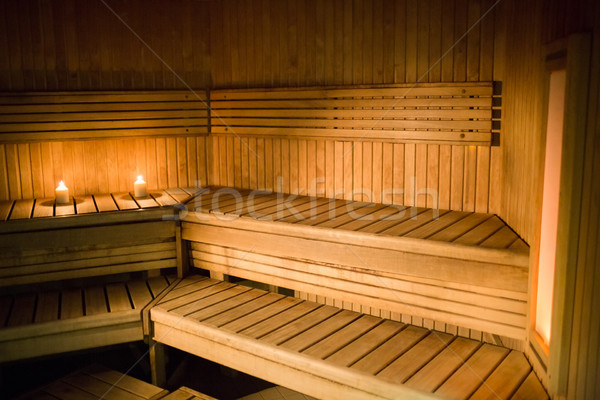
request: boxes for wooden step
[150,276,548,400]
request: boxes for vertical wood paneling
[0,0,211,200]
[204,0,503,213]
[0,136,209,199]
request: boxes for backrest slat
[210,83,498,146]
[0,90,209,142]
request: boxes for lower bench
[149,275,548,400]
[0,275,174,363]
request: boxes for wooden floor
[0,188,200,221]
[187,187,528,252]
[151,275,548,400]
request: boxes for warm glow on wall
[536,69,566,344]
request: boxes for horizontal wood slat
[0,91,209,142]
[211,83,497,145]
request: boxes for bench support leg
[176,222,189,278]
[149,339,167,387]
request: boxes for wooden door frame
[527,33,591,397]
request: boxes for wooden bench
[180,187,529,341]
[150,275,547,400]
[0,188,198,363]
[145,186,546,399]
[210,83,498,146]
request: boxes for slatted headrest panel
[0,91,209,142]
[210,83,497,145]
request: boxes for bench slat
[75,195,98,214]
[303,315,382,359]
[202,292,286,328]
[404,337,480,391]
[512,371,549,400]
[325,320,406,367]
[0,200,13,221]
[93,193,119,212]
[61,289,84,319]
[220,296,303,333]
[84,286,108,316]
[113,192,140,211]
[469,351,531,400]
[32,198,55,218]
[9,199,34,220]
[377,332,454,383]
[281,310,361,353]
[34,291,60,323]
[107,283,133,312]
[7,293,36,326]
[480,225,520,249]
[55,200,75,216]
[127,280,154,310]
[434,344,509,399]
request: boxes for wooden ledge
[183,212,529,268]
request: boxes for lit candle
[134,175,147,198]
[55,180,70,204]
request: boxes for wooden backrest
[0,91,209,142]
[210,83,497,145]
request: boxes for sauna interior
[0,0,599,399]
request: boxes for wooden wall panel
[0,137,209,199]
[207,0,504,214]
[211,137,498,212]
[0,0,211,200]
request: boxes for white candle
[134,175,147,198]
[55,180,70,204]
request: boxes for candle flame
[136,175,145,183]
[57,180,68,190]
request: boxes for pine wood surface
[151,276,548,400]
[181,187,529,340]
[15,363,169,400]
[184,187,528,252]
[0,187,200,222]
[210,83,495,146]
[0,275,175,363]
